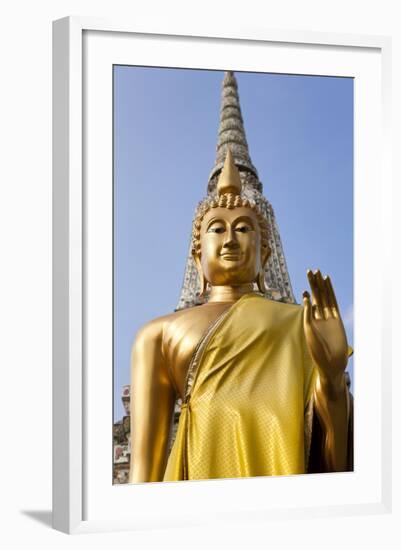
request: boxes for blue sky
[113,66,354,421]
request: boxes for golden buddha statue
[129,149,353,483]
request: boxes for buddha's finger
[307,270,322,319]
[325,275,339,319]
[302,291,313,328]
[315,270,331,319]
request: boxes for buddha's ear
[256,270,266,294]
[193,253,208,297]
[256,245,271,294]
[261,244,271,268]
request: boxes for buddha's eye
[207,224,225,234]
[235,225,252,233]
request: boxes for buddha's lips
[220,253,241,260]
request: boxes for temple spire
[209,71,258,183]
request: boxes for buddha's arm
[303,270,352,473]
[128,320,176,483]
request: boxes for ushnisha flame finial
[216,148,242,197]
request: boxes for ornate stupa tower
[177,71,295,309]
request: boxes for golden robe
[164,293,320,481]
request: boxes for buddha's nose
[223,227,239,249]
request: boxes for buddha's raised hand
[302,270,349,388]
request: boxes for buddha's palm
[303,270,348,384]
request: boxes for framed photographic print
[52,17,391,534]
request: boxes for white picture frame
[52,16,392,534]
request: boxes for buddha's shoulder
[133,305,205,343]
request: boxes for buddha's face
[198,206,263,286]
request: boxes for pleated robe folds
[163,293,317,481]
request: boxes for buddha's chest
[163,303,231,399]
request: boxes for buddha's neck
[208,283,256,303]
